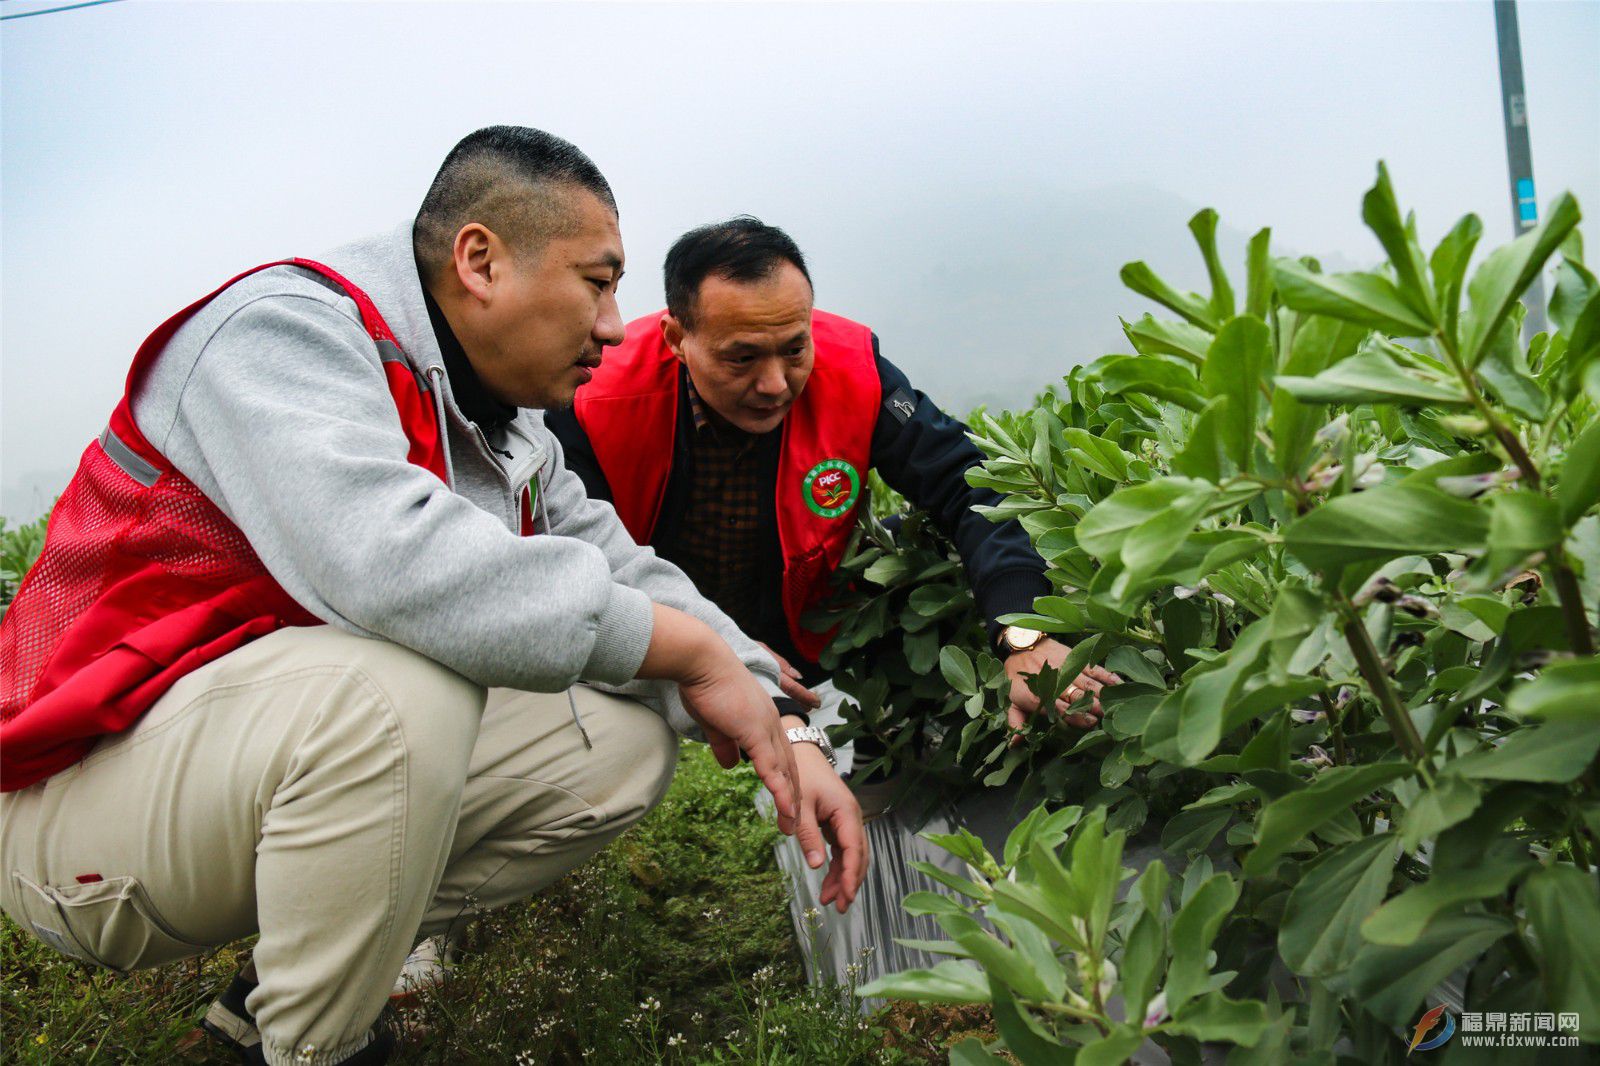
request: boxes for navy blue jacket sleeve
[868,344,1050,639]
[544,406,615,505]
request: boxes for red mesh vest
[573,310,880,661]
[0,261,450,791]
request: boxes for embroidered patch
[802,459,861,518]
[884,387,918,425]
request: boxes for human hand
[1003,638,1122,738]
[641,605,802,835]
[757,641,822,710]
[784,716,868,913]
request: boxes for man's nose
[594,292,625,347]
[755,359,788,398]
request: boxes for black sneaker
[202,970,398,1066]
[199,971,261,1060]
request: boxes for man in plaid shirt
[548,218,1119,777]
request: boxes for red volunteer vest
[0,260,459,792]
[573,310,880,661]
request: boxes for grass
[2,742,989,1064]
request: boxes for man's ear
[452,223,498,304]
[660,314,688,363]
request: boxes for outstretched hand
[783,716,868,913]
[639,604,803,836]
[678,662,802,836]
[1004,637,1122,739]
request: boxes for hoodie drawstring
[426,369,589,750]
[424,365,456,490]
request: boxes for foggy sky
[4,0,1598,520]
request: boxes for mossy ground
[2,743,988,1064]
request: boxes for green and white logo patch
[802,459,861,518]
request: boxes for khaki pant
[0,626,677,1066]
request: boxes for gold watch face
[1004,625,1044,652]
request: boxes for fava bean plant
[836,164,1600,1062]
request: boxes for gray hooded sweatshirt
[130,222,784,735]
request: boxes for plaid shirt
[669,377,774,636]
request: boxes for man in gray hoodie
[0,127,865,1066]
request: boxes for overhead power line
[2,0,126,21]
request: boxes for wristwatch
[785,725,837,767]
[999,624,1045,654]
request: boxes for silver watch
[785,724,837,767]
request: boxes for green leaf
[1200,316,1271,472]
[1099,355,1205,411]
[1121,261,1219,330]
[1273,258,1432,336]
[863,554,911,585]
[1449,720,1600,783]
[1122,313,1213,365]
[1076,478,1215,561]
[1478,317,1549,420]
[1283,482,1488,573]
[1170,397,1228,481]
[1462,192,1582,366]
[1271,316,1365,474]
[1360,162,1437,326]
[1559,419,1600,523]
[1279,834,1400,977]
[1360,857,1534,946]
[902,891,971,917]
[857,959,991,1003]
[1505,658,1600,720]
[1190,208,1237,321]
[1521,863,1600,1041]
[1166,873,1239,1012]
[1122,489,1217,582]
[1468,490,1562,585]
[1167,993,1273,1047]
[990,983,1070,1066]
[1159,807,1232,858]
[1244,763,1409,877]
[1120,869,1168,1024]
[1076,1029,1143,1066]
[1062,427,1134,482]
[1245,228,1273,318]
[1399,775,1484,852]
[946,923,1060,1003]
[1430,213,1483,340]
[1323,913,1511,1028]
[1276,340,1470,407]
[940,646,978,696]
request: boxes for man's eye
[589,277,612,292]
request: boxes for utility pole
[1494,0,1546,337]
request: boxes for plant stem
[1337,597,1430,774]
[1435,331,1595,655]
[1318,691,1349,766]
[1548,547,1596,656]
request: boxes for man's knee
[264,628,486,805]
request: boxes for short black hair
[413,126,616,282]
[663,216,812,329]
